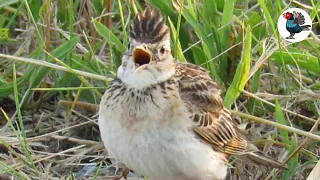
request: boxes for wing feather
[175,62,256,155]
[293,11,305,25]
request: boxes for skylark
[98,6,286,180]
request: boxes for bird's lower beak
[133,47,151,68]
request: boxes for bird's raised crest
[130,6,170,44]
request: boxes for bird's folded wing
[175,62,287,169]
[192,110,257,154]
[175,62,256,155]
[293,11,305,25]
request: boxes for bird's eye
[160,46,165,55]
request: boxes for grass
[0,0,319,179]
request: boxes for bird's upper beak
[133,46,152,68]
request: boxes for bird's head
[283,12,294,20]
[117,6,175,89]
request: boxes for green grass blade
[191,46,206,66]
[201,41,221,82]
[93,19,126,54]
[148,0,176,18]
[28,0,41,22]
[25,36,80,102]
[23,0,43,43]
[248,68,262,115]
[275,100,289,143]
[0,0,20,9]
[271,51,320,74]
[257,0,276,34]
[275,100,299,180]
[117,0,128,44]
[218,0,235,78]
[167,17,186,62]
[0,66,35,99]
[0,138,29,180]
[224,25,251,108]
[220,0,235,48]
[44,51,102,97]
[13,64,39,177]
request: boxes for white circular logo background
[277,8,312,42]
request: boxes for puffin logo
[277,8,312,42]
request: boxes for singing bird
[283,11,311,39]
[98,6,286,180]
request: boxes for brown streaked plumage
[175,62,286,165]
[175,62,252,154]
[99,6,287,180]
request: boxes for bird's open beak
[133,46,151,68]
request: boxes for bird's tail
[237,151,288,169]
[301,25,311,31]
